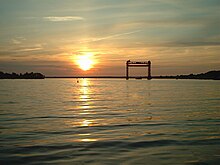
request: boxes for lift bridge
[126,60,151,80]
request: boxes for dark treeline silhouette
[155,70,220,80]
[0,71,45,79]
[2,70,218,80]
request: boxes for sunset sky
[0,0,219,76]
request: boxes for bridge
[126,60,151,80]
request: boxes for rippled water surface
[0,79,220,164]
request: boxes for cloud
[17,47,42,52]
[12,39,22,44]
[0,44,44,57]
[15,44,43,52]
[43,16,85,22]
[80,30,142,43]
[11,37,26,45]
[169,41,220,47]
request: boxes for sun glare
[76,53,95,71]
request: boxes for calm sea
[0,79,219,164]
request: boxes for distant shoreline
[1,76,219,80]
[1,70,219,80]
[46,71,220,80]
[0,72,45,79]
[45,76,219,80]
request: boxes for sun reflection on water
[80,79,90,100]
[80,138,97,142]
[80,119,93,127]
[71,79,99,142]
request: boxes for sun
[76,53,95,71]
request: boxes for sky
[0,0,220,76]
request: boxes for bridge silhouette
[126,60,151,80]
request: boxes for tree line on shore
[0,70,219,80]
[0,71,45,79]
[156,70,220,80]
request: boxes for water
[0,79,219,164]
